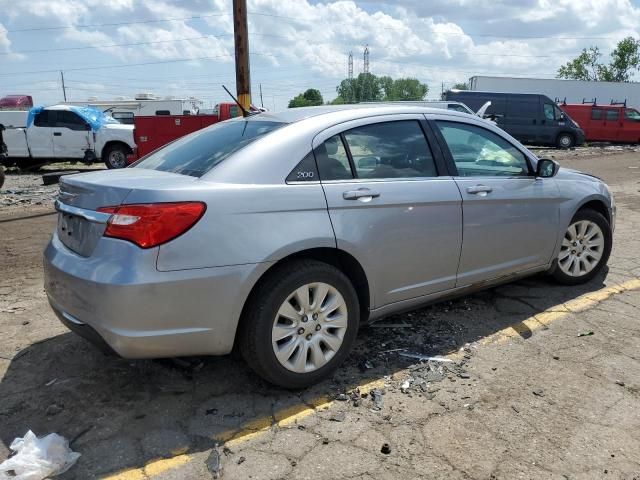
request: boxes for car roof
[243,104,475,124]
[45,105,74,111]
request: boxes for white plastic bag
[0,430,80,480]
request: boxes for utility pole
[259,83,264,108]
[60,71,67,102]
[233,0,251,114]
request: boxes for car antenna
[222,85,258,117]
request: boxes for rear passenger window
[436,121,530,177]
[605,110,619,121]
[591,108,603,120]
[316,135,353,180]
[343,121,437,179]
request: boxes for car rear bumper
[44,232,268,358]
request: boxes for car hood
[555,167,603,183]
[102,123,134,131]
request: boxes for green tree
[605,37,640,81]
[336,73,383,103]
[452,82,468,90]
[383,77,428,101]
[288,88,324,108]
[335,73,427,103]
[557,37,640,82]
[557,46,604,81]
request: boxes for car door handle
[53,132,62,136]
[343,189,380,200]
[466,185,493,195]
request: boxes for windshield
[134,120,285,177]
[625,108,640,121]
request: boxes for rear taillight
[97,202,206,248]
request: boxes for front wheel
[552,209,612,285]
[239,260,360,389]
[104,145,128,169]
[556,133,575,149]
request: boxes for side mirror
[536,158,560,178]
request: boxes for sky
[1,0,640,111]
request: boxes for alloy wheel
[558,220,605,277]
[271,282,348,373]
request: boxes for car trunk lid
[56,169,199,256]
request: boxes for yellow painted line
[104,279,640,479]
[482,278,640,345]
[102,455,192,480]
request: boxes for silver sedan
[44,105,614,388]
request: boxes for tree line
[288,73,429,108]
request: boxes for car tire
[551,209,612,285]
[556,132,575,149]
[104,144,128,169]
[239,259,360,389]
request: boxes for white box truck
[0,105,136,169]
[468,76,640,107]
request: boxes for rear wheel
[104,144,128,169]
[239,260,360,389]
[552,209,611,285]
[556,132,575,149]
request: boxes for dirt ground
[1,148,640,479]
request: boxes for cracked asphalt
[1,148,639,480]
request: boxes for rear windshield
[133,120,284,177]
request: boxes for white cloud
[0,23,24,60]
[2,0,640,108]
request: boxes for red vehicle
[0,95,34,109]
[126,102,242,164]
[560,102,640,143]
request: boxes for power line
[5,13,231,33]
[0,34,233,56]
[4,8,632,42]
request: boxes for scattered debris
[532,389,545,397]
[322,437,329,445]
[335,393,349,401]
[615,381,625,387]
[398,353,454,363]
[45,404,64,416]
[578,331,594,337]
[0,430,80,480]
[370,389,384,410]
[511,405,520,413]
[205,445,222,479]
[205,408,218,416]
[327,410,345,422]
[380,443,392,455]
[237,456,246,465]
[45,379,58,387]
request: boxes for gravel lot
[1,147,639,479]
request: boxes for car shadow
[0,270,610,479]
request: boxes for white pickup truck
[0,105,136,169]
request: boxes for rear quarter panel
[148,182,336,271]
